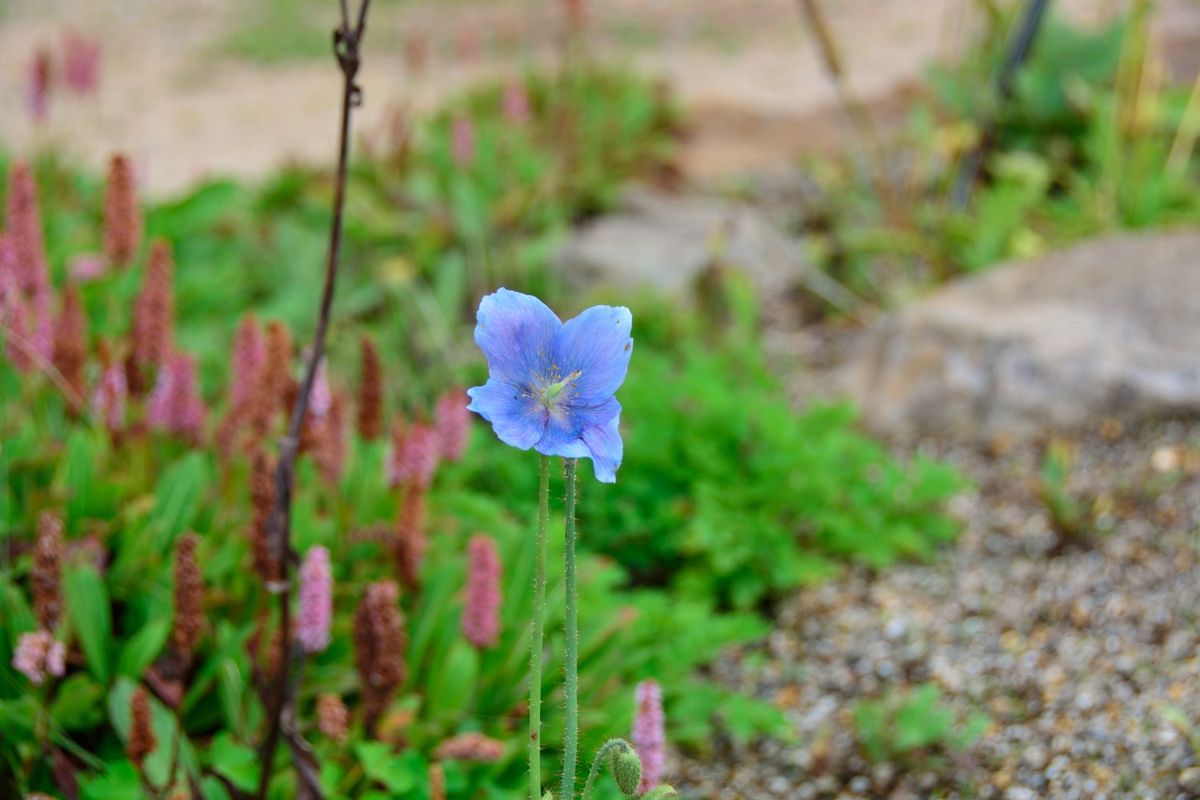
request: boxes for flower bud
[611,745,643,797]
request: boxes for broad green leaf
[51,673,106,731]
[79,760,141,800]
[65,563,112,684]
[208,732,260,792]
[116,617,171,680]
[151,452,211,545]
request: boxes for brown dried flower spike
[172,533,204,664]
[131,238,175,370]
[127,687,157,766]
[357,335,383,441]
[53,284,89,412]
[249,450,278,583]
[353,580,406,733]
[103,153,142,267]
[32,512,64,630]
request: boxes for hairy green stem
[582,738,631,800]
[562,458,579,799]
[530,454,550,800]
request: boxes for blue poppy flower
[466,288,633,482]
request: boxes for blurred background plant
[793,0,1200,308]
[851,683,990,772]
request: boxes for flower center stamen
[540,370,581,408]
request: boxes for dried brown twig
[256,3,372,799]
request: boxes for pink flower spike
[461,535,501,648]
[452,116,475,167]
[309,357,332,420]
[0,250,33,373]
[230,314,265,413]
[632,679,665,793]
[147,351,206,442]
[13,630,63,685]
[61,31,101,96]
[435,390,470,461]
[46,639,66,678]
[29,286,54,362]
[93,359,127,433]
[388,421,441,489]
[502,80,531,125]
[297,546,333,654]
[69,253,108,282]
[6,161,50,295]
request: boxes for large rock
[844,231,1200,438]
[556,187,860,313]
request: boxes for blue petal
[553,305,633,406]
[533,408,591,459]
[475,289,560,386]
[467,379,546,450]
[580,400,624,483]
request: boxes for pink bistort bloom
[461,535,501,648]
[61,31,102,96]
[229,314,265,414]
[13,630,66,685]
[297,546,333,654]
[6,161,50,295]
[632,679,665,793]
[451,116,475,167]
[502,79,531,125]
[434,389,470,461]
[388,421,441,489]
[93,359,127,433]
[147,351,206,442]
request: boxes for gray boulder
[556,187,861,314]
[844,230,1200,438]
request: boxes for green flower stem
[582,738,631,800]
[530,454,551,800]
[562,457,580,800]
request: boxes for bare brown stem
[255,3,372,798]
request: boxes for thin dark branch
[950,0,1052,208]
[355,0,371,40]
[255,3,372,798]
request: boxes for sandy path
[1,0,1196,196]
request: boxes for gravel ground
[674,420,1200,799]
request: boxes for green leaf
[208,732,260,792]
[65,563,112,684]
[116,618,171,680]
[0,696,37,742]
[424,640,480,726]
[356,742,423,794]
[79,760,142,800]
[55,428,98,524]
[51,673,106,731]
[200,776,234,800]
[151,452,211,545]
